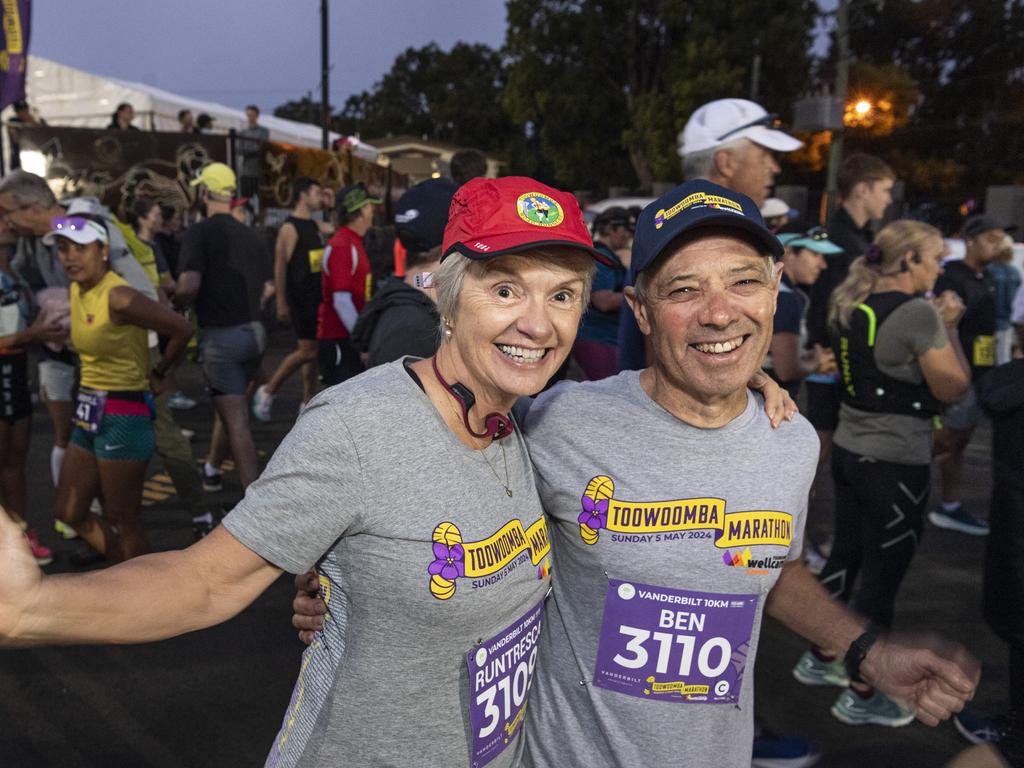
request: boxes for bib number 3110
[593,579,757,704]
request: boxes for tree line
[274,0,1024,204]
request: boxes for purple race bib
[74,389,107,434]
[593,579,757,704]
[466,600,544,767]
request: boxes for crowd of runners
[0,96,1021,768]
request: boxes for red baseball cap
[442,176,613,266]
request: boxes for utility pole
[320,0,330,149]
[824,0,850,225]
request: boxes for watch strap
[843,624,881,684]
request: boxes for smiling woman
[431,248,594,414]
[0,175,612,768]
[49,215,193,562]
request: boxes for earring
[443,317,453,337]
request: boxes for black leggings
[818,444,930,629]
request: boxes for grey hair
[434,249,596,342]
[680,138,751,182]
[0,170,58,208]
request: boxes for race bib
[466,600,544,767]
[593,579,757,704]
[308,248,325,273]
[74,389,107,433]
[972,335,995,368]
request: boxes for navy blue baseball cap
[630,179,784,282]
[395,177,458,253]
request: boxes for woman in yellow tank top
[47,216,193,562]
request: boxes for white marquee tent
[16,55,378,160]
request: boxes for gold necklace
[480,440,513,498]
[439,386,513,498]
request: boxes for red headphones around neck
[431,356,514,440]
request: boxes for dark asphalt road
[0,330,1008,767]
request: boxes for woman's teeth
[498,344,546,361]
[693,336,745,354]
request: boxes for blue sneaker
[954,709,1006,744]
[751,730,820,767]
[792,650,850,687]
[928,505,990,536]
[831,688,915,727]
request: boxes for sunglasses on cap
[802,226,830,241]
[45,216,109,244]
[716,112,782,142]
[53,216,103,233]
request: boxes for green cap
[339,182,383,214]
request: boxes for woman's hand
[0,508,44,643]
[813,344,837,375]
[149,369,169,396]
[748,369,798,428]
[933,290,966,327]
[22,313,66,346]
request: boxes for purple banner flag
[0,0,31,110]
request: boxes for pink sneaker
[24,528,54,566]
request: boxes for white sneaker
[252,385,273,422]
[804,548,828,575]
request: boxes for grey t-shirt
[238,125,270,177]
[224,361,552,768]
[519,372,818,768]
[834,297,948,465]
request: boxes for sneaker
[24,528,54,566]
[167,391,197,410]
[928,505,990,536]
[202,467,223,493]
[792,650,850,687]
[751,731,820,767]
[831,688,915,727]
[252,385,273,422]
[54,519,79,540]
[804,548,828,576]
[191,512,220,542]
[954,709,1007,744]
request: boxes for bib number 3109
[593,579,757,704]
[466,600,544,768]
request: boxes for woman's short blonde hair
[433,248,596,339]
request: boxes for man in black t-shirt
[929,215,1005,537]
[253,177,325,421]
[176,163,271,493]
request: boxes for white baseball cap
[760,197,791,218]
[678,98,803,157]
[42,216,109,246]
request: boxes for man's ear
[712,147,735,181]
[769,259,783,315]
[624,285,652,336]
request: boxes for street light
[854,99,872,115]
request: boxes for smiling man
[519,179,979,768]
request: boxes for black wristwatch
[844,624,881,684]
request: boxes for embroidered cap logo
[516,192,564,227]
